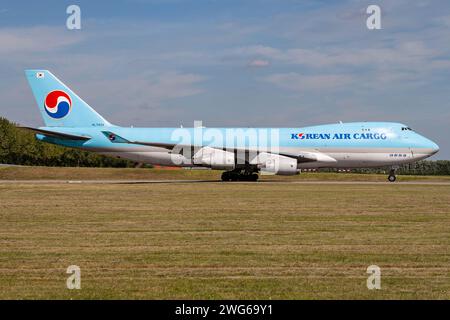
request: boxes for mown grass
[1,165,450,182]
[0,180,449,299]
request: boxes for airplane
[22,70,439,182]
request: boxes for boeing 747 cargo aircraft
[23,70,439,182]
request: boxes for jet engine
[193,147,235,170]
[253,152,299,175]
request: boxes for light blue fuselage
[37,122,439,169]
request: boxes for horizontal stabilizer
[19,127,91,141]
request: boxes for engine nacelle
[253,152,299,175]
[193,147,235,170]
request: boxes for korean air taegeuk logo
[44,90,72,119]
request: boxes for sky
[0,0,449,158]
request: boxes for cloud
[263,73,354,92]
[145,72,207,100]
[247,59,270,68]
[68,71,207,122]
[434,15,450,27]
[229,40,450,92]
[217,21,264,37]
[230,45,281,58]
[0,26,83,55]
[229,41,440,70]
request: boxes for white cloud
[0,26,83,55]
[75,71,207,113]
[229,41,440,69]
[147,72,207,100]
[231,45,281,58]
[264,72,354,92]
[434,15,450,27]
[248,59,270,68]
[217,21,264,37]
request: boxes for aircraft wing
[19,127,91,141]
[102,131,199,149]
[101,131,335,163]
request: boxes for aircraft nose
[430,141,440,155]
[424,138,440,155]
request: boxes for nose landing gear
[388,168,397,182]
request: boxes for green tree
[0,117,136,168]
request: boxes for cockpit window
[401,127,413,131]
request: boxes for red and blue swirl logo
[44,90,72,119]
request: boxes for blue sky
[1,0,449,158]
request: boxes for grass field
[0,167,449,299]
[2,165,450,182]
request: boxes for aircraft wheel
[251,174,259,181]
[388,175,396,182]
[221,172,231,181]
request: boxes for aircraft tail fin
[25,70,112,127]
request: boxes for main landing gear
[221,167,259,182]
[388,168,397,182]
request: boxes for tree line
[0,117,134,167]
[1,117,448,175]
[352,161,450,176]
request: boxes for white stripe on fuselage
[97,146,434,169]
